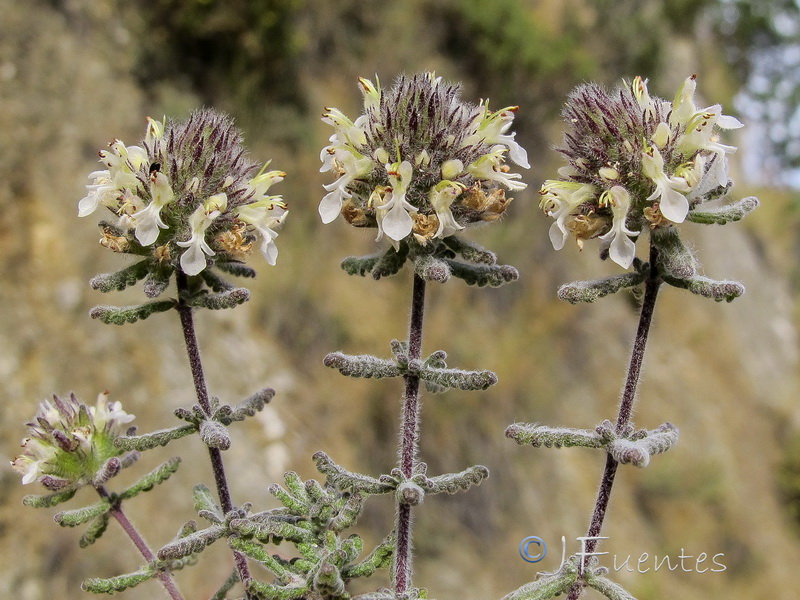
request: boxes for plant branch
[393,274,427,594]
[96,485,184,600]
[175,272,253,596]
[567,244,662,600]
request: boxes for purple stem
[96,485,184,600]
[567,245,662,599]
[393,274,427,594]
[175,272,253,596]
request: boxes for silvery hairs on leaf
[319,72,527,285]
[80,109,287,321]
[540,75,758,299]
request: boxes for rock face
[2,3,799,599]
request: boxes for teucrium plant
[11,71,759,600]
[505,76,758,600]
[319,72,528,597]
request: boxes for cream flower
[598,186,639,269]
[134,171,176,246]
[462,103,530,168]
[429,181,467,239]
[177,193,227,275]
[539,181,597,250]
[235,199,287,266]
[376,160,416,242]
[466,146,527,191]
[642,146,690,223]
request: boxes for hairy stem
[567,245,662,599]
[96,485,184,600]
[393,274,427,594]
[175,272,253,596]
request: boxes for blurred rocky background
[1,0,799,598]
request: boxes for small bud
[199,420,231,450]
[397,481,425,506]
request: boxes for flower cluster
[79,109,286,277]
[540,75,743,269]
[12,392,136,489]
[319,72,529,246]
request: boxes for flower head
[12,392,136,489]
[319,73,529,246]
[80,110,287,278]
[541,75,744,268]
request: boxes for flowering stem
[567,245,662,600]
[96,485,184,600]
[175,271,253,596]
[393,274,427,594]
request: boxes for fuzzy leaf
[119,457,181,500]
[89,300,176,324]
[115,424,197,451]
[158,524,227,560]
[229,536,296,580]
[79,512,111,548]
[505,423,602,448]
[585,573,638,600]
[82,567,154,594]
[269,474,309,514]
[652,227,699,280]
[606,423,679,467]
[443,236,497,264]
[313,452,395,494]
[340,253,382,277]
[422,465,489,495]
[193,484,223,519]
[558,271,646,303]
[371,245,409,279]
[186,287,250,310]
[221,388,275,423]
[89,260,151,293]
[499,571,578,600]
[209,569,240,600]
[444,259,518,287]
[200,268,235,292]
[91,456,123,486]
[246,578,309,600]
[143,268,172,298]
[351,592,396,600]
[215,260,256,278]
[323,352,402,379]
[229,516,315,545]
[661,274,745,302]
[329,492,365,532]
[54,500,111,527]
[22,489,77,508]
[314,563,346,595]
[687,196,759,225]
[418,364,497,391]
[343,534,395,579]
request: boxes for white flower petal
[319,190,344,224]
[179,241,208,275]
[382,201,414,241]
[658,186,690,223]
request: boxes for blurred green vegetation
[1,1,800,599]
